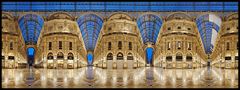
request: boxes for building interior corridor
[1,2,238,88]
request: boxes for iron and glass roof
[137,14,163,44]
[196,14,221,54]
[2,2,238,54]
[77,14,103,51]
[18,14,44,44]
[2,2,238,12]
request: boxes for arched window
[166,56,172,61]
[117,52,123,60]
[118,41,122,50]
[176,53,183,61]
[47,53,53,59]
[107,53,113,60]
[127,53,133,60]
[68,53,74,60]
[57,52,64,59]
[186,53,192,61]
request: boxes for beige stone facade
[211,13,238,69]
[35,12,87,69]
[154,13,207,69]
[93,13,146,69]
[2,12,27,68]
[1,11,238,69]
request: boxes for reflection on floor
[2,67,238,88]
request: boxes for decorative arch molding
[225,13,238,21]
[166,12,192,21]
[47,52,54,59]
[47,12,74,21]
[176,52,183,61]
[127,52,134,60]
[116,52,124,60]
[107,53,113,60]
[2,12,14,21]
[57,52,64,59]
[68,52,74,60]
[108,12,132,21]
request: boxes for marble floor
[1,67,238,88]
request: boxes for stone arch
[225,13,238,21]
[116,52,124,60]
[47,52,54,59]
[108,12,132,21]
[2,12,14,20]
[176,52,183,61]
[166,12,192,21]
[57,52,64,59]
[127,52,134,60]
[68,52,74,60]
[47,12,73,21]
[107,53,113,60]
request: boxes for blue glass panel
[77,14,103,51]
[137,14,162,44]
[146,47,153,64]
[196,14,220,54]
[87,53,93,65]
[28,47,35,56]
[2,2,238,12]
[18,14,44,44]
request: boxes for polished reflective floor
[2,67,238,88]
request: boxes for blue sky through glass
[87,53,93,65]
[27,47,35,56]
[18,14,44,44]
[2,2,238,12]
[146,47,153,64]
[196,14,220,54]
[77,14,103,51]
[137,14,162,44]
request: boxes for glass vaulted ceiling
[77,14,103,51]
[2,2,238,12]
[196,14,221,54]
[18,14,44,44]
[137,14,163,44]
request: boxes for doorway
[87,53,93,66]
[146,47,154,66]
[27,47,35,66]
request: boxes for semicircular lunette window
[196,14,221,54]
[137,14,163,44]
[18,14,44,45]
[77,14,103,51]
